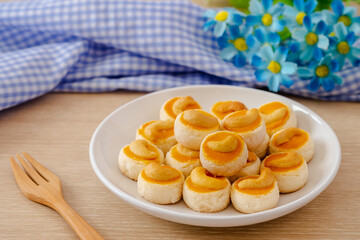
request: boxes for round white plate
[89,85,341,227]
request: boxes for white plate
[89,85,341,227]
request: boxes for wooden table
[0,91,359,239]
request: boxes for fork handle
[53,198,105,240]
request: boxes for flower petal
[203,10,217,19]
[262,0,273,12]
[307,77,321,91]
[255,27,266,43]
[351,47,360,58]
[246,15,262,27]
[269,3,284,17]
[249,0,264,15]
[331,0,344,16]
[268,75,281,92]
[336,56,346,69]
[332,74,343,85]
[334,22,347,40]
[292,28,308,41]
[213,22,227,38]
[217,36,230,49]
[231,13,244,25]
[260,45,275,61]
[281,62,297,75]
[275,46,289,62]
[317,35,329,50]
[220,46,238,60]
[313,47,324,61]
[346,32,357,45]
[322,76,335,92]
[203,20,216,31]
[255,69,272,82]
[281,74,294,88]
[268,32,281,44]
[228,25,240,38]
[315,20,326,34]
[246,35,258,48]
[234,53,248,67]
[300,46,314,63]
[298,67,314,79]
[305,0,317,14]
[294,0,305,12]
[330,59,340,72]
[303,15,312,31]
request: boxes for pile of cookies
[118,96,315,214]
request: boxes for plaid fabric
[0,0,359,111]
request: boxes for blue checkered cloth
[0,0,359,111]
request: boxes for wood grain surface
[0,91,359,240]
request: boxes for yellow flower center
[215,11,228,22]
[267,61,281,74]
[315,65,329,78]
[296,12,306,25]
[234,38,248,51]
[338,15,352,26]
[305,32,318,46]
[262,13,273,26]
[337,41,350,55]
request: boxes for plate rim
[89,85,341,227]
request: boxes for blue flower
[252,45,297,92]
[291,16,329,63]
[217,25,254,67]
[323,0,360,35]
[246,0,286,33]
[246,26,281,54]
[203,8,244,38]
[283,0,318,28]
[329,22,360,69]
[297,55,342,92]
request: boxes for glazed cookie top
[234,168,276,195]
[271,127,310,150]
[186,167,229,193]
[162,96,201,120]
[222,108,262,133]
[258,101,290,132]
[179,109,219,131]
[201,131,245,164]
[141,162,183,184]
[123,139,163,163]
[169,144,200,163]
[138,120,174,143]
[263,152,304,173]
[211,100,247,120]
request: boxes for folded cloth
[0,0,359,111]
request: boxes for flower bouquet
[202,0,360,92]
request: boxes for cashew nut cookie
[258,101,297,137]
[137,162,184,204]
[183,167,231,213]
[231,168,280,214]
[174,109,220,150]
[136,119,177,154]
[160,96,201,122]
[228,151,261,183]
[165,143,201,178]
[261,152,308,193]
[118,139,164,181]
[269,127,315,162]
[221,108,269,159]
[200,131,248,177]
[211,100,247,121]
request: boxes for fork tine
[22,152,59,183]
[16,154,46,184]
[10,157,38,195]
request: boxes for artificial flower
[329,22,360,68]
[252,45,297,92]
[291,16,330,63]
[323,0,360,35]
[283,0,318,28]
[297,55,342,92]
[246,0,286,33]
[203,8,244,38]
[217,25,254,67]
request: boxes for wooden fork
[10,153,105,240]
